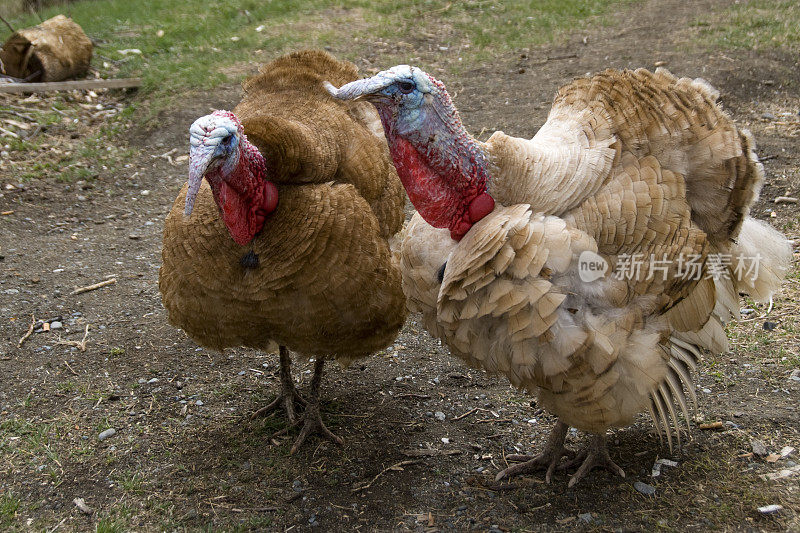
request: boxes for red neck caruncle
[205,139,278,246]
[376,78,494,241]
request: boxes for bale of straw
[0,15,92,82]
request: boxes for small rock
[441,437,450,444]
[789,369,800,382]
[129,234,141,240]
[137,378,146,384]
[73,497,93,514]
[457,505,467,511]
[195,400,204,406]
[292,480,303,492]
[740,307,755,315]
[49,321,62,330]
[148,378,159,384]
[780,446,795,458]
[757,504,783,514]
[633,481,656,495]
[751,439,768,456]
[434,411,446,421]
[578,512,593,523]
[761,112,777,121]
[140,190,150,196]
[763,321,777,331]
[701,388,712,394]
[98,428,116,441]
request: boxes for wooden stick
[351,460,419,493]
[453,407,478,421]
[71,278,116,295]
[64,360,79,376]
[0,78,142,94]
[17,314,35,348]
[0,14,15,34]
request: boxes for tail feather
[731,217,792,302]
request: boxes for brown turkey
[159,50,407,453]
[328,66,792,484]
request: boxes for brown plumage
[159,50,407,452]
[398,68,791,484]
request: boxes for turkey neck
[377,94,494,241]
[207,139,278,246]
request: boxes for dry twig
[351,460,419,493]
[56,324,90,352]
[17,313,36,348]
[71,278,116,295]
[453,407,478,421]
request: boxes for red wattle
[468,193,495,223]
[263,181,279,213]
[390,136,489,242]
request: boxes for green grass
[2,0,638,114]
[0,492,21,528]
[692,0,800,50]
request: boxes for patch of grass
[0,492,21,528]
[116,471,145,494]
[691,0,800,51]
[109,346,125,357]
[95,515,127,533]
[2,0,638,116]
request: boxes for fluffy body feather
[159,50,407,448]
[331,67,792,481]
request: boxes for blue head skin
[185,110,278,246]
[325,65,470,151]
[326,66,494,240]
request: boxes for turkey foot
[562,433,625,487]
[284,357,344,454]
[495,420,573,483]
[251,346,306,424]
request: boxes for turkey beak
[324,76,391,102]
[185,142,217,218]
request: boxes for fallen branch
[0,125,19,138]
[56,324,90,352]
[351,460,419,493]
[0,13,14,34]
[774,196,798,204]
[0,78,142,94]
[71,278,116,295]
[63,360,79,376]
[17,313,35,348]
[453,407,478,421]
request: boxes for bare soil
[1,0,799,531]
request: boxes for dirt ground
[1,0,799,531]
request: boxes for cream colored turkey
[327,67,792,485]
[160,50,407,453]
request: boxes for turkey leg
[289,356,344,454]
[494,419,574,483]
[251,345,306,424]
[562,433,625,487]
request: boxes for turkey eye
[397,81,415,94]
